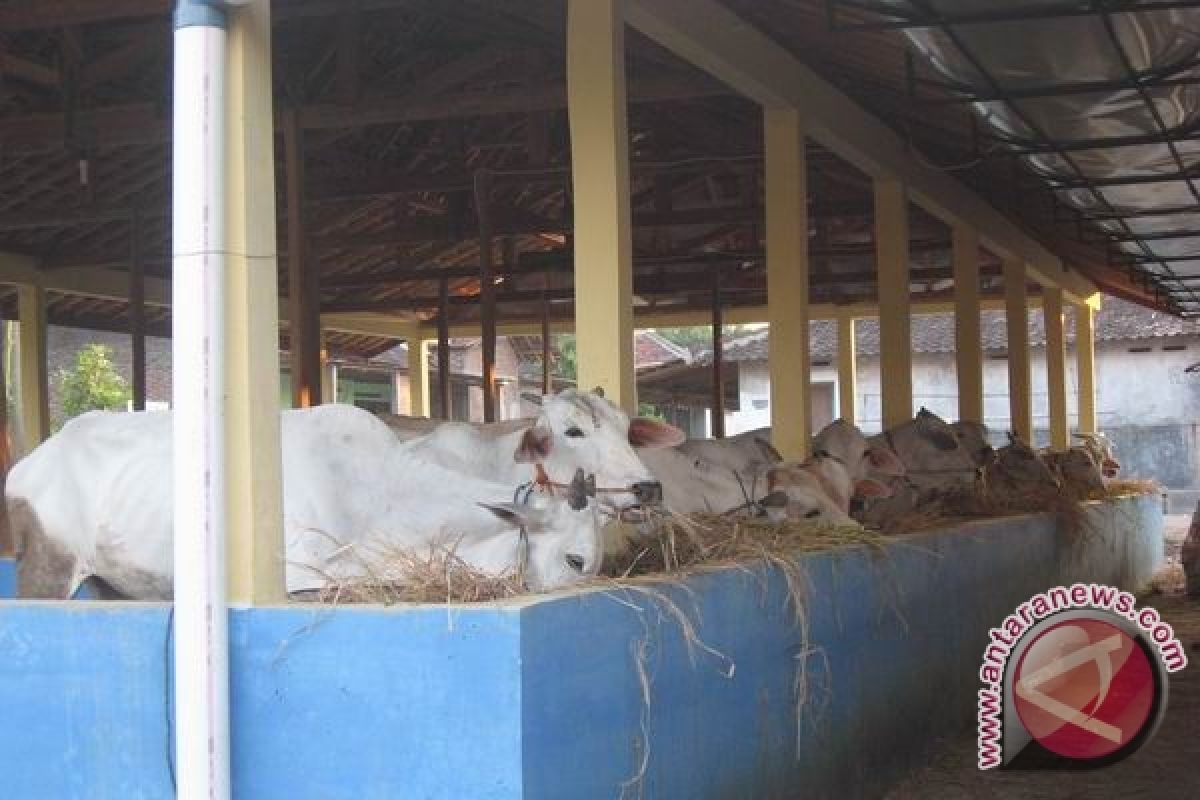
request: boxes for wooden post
[711,268,725,438]
[224,0,285,603]
[130,210,147,411]
[1003,258,1034,443]
[567,0,636,412]
[475,169,497,423]
[541,293,553,395]
[875,177,912,429]
[16,283,48,450]
[837,314,857,424]
[764,107,811,460]
[437,277,451,419]
[1076,300,1097,435]
[1044,286,1069,450]
[283,109,322,408]
[952,223,983,423]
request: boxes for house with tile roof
[637,297,1200,488]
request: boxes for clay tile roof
[685,297,1200,367]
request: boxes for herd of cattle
[2,388,1122,600]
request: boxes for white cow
[857,409,990,525]
[759,453,894,526]
[6,405,605,599]
[395,389,684,515]
[383,410,766,516]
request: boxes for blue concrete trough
[0,495,1163,799]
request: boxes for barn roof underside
[0,0,1190,357]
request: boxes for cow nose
[632,481,663,506]
[565,554,586,573]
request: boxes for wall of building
[0,496,1163,799]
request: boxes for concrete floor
[886,520,1200,800]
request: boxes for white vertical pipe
[172,19,232,800]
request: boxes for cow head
[814,418,906,481]
[513,388,684,514]
[877,409,977,485]
[950,420,995,467]
[988,433,1058,489]
[1072,432,1120,478]
[1053,447,1106,498]
[760,458,888,525]
[480,495,604,591]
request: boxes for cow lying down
[6,405,610,600]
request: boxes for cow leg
[11,499,83,600]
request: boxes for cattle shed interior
[0,3,1193,799]
[0,1,1191,563]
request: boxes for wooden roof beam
[624,0,1099,306]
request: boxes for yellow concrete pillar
[1003,259,1034,443]
[952,224,984,424]
[836,314,857,424]
[764,107,811,460]
[224,0,285,604]
[875,177,912,429]
[567,0,636,413]
[1075,300,1097,435]
[409,339,431,417]
[16,283,48,450]
[1044,286,1069,450]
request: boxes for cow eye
[565,426,585,438]
[804,509,821,519]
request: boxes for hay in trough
[297,513,884,606]
[294,538,527,606]
[1104,478,1162,499]
[881,482,1088,541]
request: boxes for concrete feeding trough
[0,495,1162,799]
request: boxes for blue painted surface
[0,496,1163,799]
[0,557,14,598]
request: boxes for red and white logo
[1012,618,1156,761]
[976,584,1184,770]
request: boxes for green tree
[58,344,131,422]
[555,334,578,381]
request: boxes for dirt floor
[885,519,1200,800]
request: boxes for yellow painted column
[1044,286,1069,450]
[764,107,811,460]
[224,0,285,604]
[1075,300,1097,435]
[409,339,431,417]
[952,224,983,423]
[1003,259,1034,443]
[836,314,857,424]
[16,283,48,450]
[567,0,635,413]
[875,177,912,429]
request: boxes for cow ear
[866,446,906,476]
[514,425,554,463]
[759,490,789,509]
[854,478,893,499]
[592,386,605,398]
[478,502,529,527]
[628,418,685,449]
[755,437,783,464]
